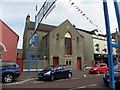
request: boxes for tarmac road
[2,73,109,90]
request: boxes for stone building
[23,15,84,71]
[23,15,117,71]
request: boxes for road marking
[45,74,103,82]
[72,77,80,80]
[68,86,87,90]
[56,79,67,82]
[33,81,44,83]
[6,78,35,85]
[5,74,101,86]
[68,83,97,90]
[88,84,97,87]
[77,86,87,88]
[71,74,102,79]
[55,77,80,81]
[85,74,103,78]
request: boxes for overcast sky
[0,0,120,49]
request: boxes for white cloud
[1,0,45,2]
[107,1,118,33]
[43,0,106,32]
[0,0,120,48]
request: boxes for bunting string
[69,0,104,34]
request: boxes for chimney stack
[26,14,30,23]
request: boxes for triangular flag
[76,7,79,9]
[78,9,81,11]
[82,14,85,16]
[71,2,74,5]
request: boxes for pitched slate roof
[27,21,56,32]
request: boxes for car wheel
[97,71,100,74]
[3,74,13,83]
[50,75,54,81]
[103,79,109,87]
[105,69,108,73]
[89,71,91,74]
[68,73,72,79]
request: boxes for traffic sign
[35,0,57,31]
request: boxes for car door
[62,65,69,78]
[100,64,107,72]
[55,66,64,79]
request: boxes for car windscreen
[94,64,99,67]
[0,62,19,68]
[44,65,56,71]
[114,64,120,72]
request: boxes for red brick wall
[0,20,19,62]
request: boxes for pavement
[19,70,89,80]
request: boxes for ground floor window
[66,59,71,65]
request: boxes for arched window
[76,37,79,42]
[56,33,59,40]
[65,32,72,55]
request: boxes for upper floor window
[76,37,79,42]
[95,43,99,52]
[65,32,72,55]
[56,33,59,40]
